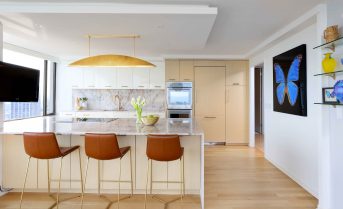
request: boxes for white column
[0,21,4,193]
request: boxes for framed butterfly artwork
[273,44,307,116]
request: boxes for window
[3,49,56,121]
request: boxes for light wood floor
[205,146,318,209]
[0,146,318,209]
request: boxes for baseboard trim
[264,154,318,198]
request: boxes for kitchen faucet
[114,95,123,111]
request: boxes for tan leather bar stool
[20,132,83,209]
[82,133,133,209]
[144,134,185,209]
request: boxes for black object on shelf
[313,36,343,51]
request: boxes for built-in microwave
[166,82,193,110]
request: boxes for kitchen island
[0,116,204,208]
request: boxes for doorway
[254,66,264,152]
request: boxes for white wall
[250,24,321,197]
[56,61,73,113]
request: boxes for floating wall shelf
[313,37,343,51]
[313,70,343,79]
[314,102,343,108]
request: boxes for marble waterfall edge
[72,89,166,112]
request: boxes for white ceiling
[0,0,325,60]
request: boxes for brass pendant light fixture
[69,34,155,68]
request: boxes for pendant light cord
[88,35,91,56]
[133,36,136,57]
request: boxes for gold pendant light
[69,35,155,68]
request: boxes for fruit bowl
[141,115,159,126]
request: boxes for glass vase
[136,109,142,124]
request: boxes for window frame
[44,61,57,116]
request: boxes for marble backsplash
[72,89,166,112]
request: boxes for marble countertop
[0,116,204,136]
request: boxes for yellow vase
[322,53,337,73]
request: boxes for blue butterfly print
[274,55,302,106]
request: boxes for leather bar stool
[144,134,185,209]
[20,132,83,209]
[82,133,133,209]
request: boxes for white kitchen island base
[0,117,204,209]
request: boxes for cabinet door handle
[105,85,112,88]
[154,86,162,88]
[169,79,176,81]
[204,116,216,119]
[233,83,240,86]
[183,79,191,81]
[88,85,95,88]
[138,85,145,88]
[121,86,128,88]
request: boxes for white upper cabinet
[83,69,96,89]
[117,68,133,89]
[95,68,117,89]
[69,61,165,90]
[70,68,84,89]
[133,68,150,89]
[149,62,165,89]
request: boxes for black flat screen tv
[0,61,40,102]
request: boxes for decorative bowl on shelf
[141,115,159,126]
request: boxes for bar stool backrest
[85,133,122,160]
[23,132,62,159]
[146,134,182,161]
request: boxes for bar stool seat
[145,134,185,209]
[20,132,83,209]
[82,133,133,209]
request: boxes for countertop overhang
[0,116,204,136]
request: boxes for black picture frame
[322,87,339,104]
[273,44,307,116]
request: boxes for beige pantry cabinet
[165,59,194,82]
[225,60,249,144]
[226,61,248,86]
[194,66,226,143]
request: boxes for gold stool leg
[98,160,101,196]
[149,160,152,195]
[118,158,122,209]
[129,150,133,196]
[56,157,63,209]
[144,159,150,209]
[47,159,51,195]
[78,149,84,206]
[182,155,185,197]
[81,157,90,209]
[180,158,183,201]
[20,157,31,209]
